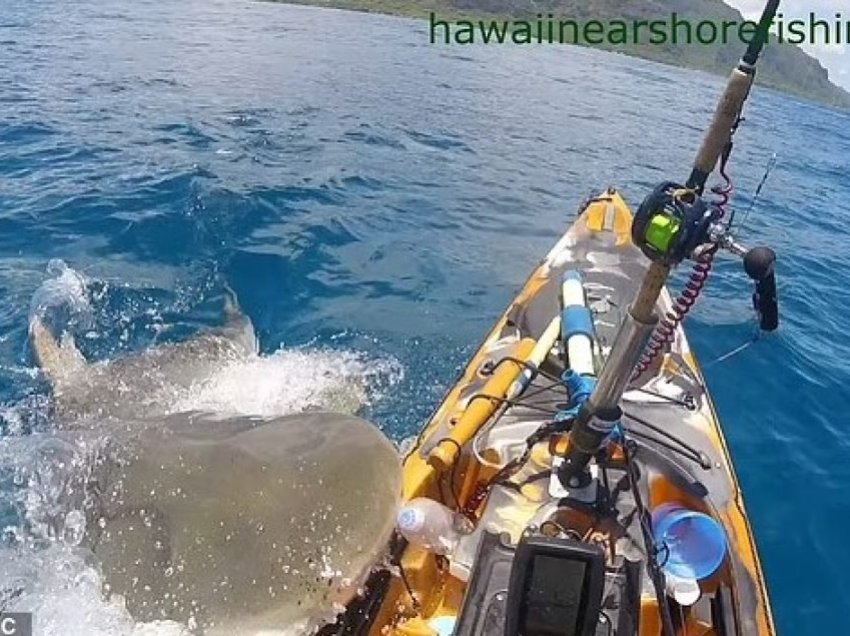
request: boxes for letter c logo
[0,616,16,636]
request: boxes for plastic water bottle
[651,504,728,582]
[396,498,472,555]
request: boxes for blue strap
[562,270,583,284]
[562,305,594,341]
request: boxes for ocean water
[1,0,849,633]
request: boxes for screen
[521,554,588,636]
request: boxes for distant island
[270,0,850,109]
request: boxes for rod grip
[689,68,754,187]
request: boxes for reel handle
[743,247,778,331]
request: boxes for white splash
[28,259,91,321]
[169,347,403,418]
[2,543,188,636]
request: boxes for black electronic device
[454,531,640,636]
[504,535,606,636]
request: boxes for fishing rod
[554,0,783,632]
[686,0,781,194]
[559,0,781,482]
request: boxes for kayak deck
[370,189,774,636]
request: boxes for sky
[725,0,850,90]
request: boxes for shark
[26,290,403,634]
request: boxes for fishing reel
[632,182,718,266]
[632,181,779,332]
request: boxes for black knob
[743,247,778,331]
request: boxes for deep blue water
[2,0,850,633]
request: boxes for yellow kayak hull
[370,190,774,636]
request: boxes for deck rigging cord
[623,438,677,636]
[627,385,696,410]
[621,410,711,469]
[394,555,421,612]
[462,347,713,517]
[400,356,566,466]
[465,355,572,467]
[463,415,573,517]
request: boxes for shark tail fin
[222,283,241,322]
[29,316,86,385]
[221,283,258,355]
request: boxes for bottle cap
[665,574,701,606]
[397,505,425,534]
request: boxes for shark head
[86,411,402,634]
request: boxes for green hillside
[271,0,850,108]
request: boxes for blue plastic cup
[651,504,728,581]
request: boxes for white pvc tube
[561,274,595,376]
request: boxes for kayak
[360,190,775,636]
[319,2,782,634]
